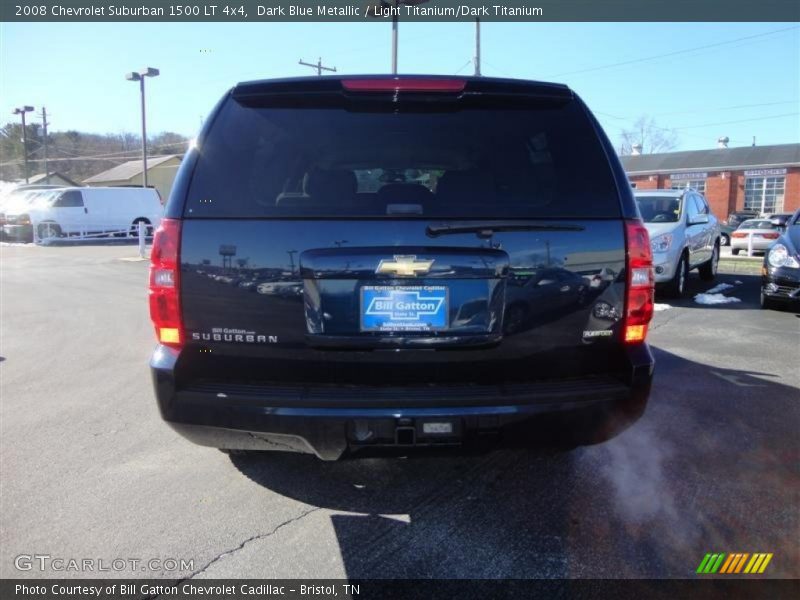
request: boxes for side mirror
[688,213,709,225]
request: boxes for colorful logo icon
[696,553,773,574]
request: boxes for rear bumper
[151,344,654,460]
[731,237,772,251]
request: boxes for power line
[648,100,800,117]
[0,139,190,168]
[596,110,799,131]
[453,60,472,75]
[598,100,799,121]
[671,112,799,131]
[547,25,799,78]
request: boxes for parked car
[3,187,162,242]
[730,219,781,255]
[761,209,800,310]
[1,188,55,224]
[634,189,721,297]
[767,213,794,231]
[720,223,735,246]
[149,75,656,460]
[725,210,759,229]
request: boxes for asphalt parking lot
[1,243,798,580]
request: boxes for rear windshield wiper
[426,221,585,238]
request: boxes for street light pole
[367,0,429,74]
[391,0,399,74]
[474,18,481,76]
[139,76,148,188]
[12,106,34,184]
[40,107,49,184]
[126,67,160,189]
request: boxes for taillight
[149,219,183,347]
[760,233,780,239]
[623,219,654,344]
[342,78,466,93]
[732,232,747,238]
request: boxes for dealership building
[622,143,799,220]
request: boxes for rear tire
[663,253,689,298]
[698,244,719,281]
[731,248,740,256]
[720,233,730,246]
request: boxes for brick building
[622,143,800,220]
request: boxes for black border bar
[2,1,800,22]
[2,579,800,600]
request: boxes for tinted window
[738,220,774,229]
[186,98,620,219]
[635,195,681,223]
[52,191,83,208]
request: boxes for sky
[1,21,798,153]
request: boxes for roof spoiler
[232,75,573,104]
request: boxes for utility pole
[12,106,34,184]
[391,0,399,74]
[474,18,481,76]
[40,107,49,183]
[298,57,337,76]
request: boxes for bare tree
[619,116,679,155]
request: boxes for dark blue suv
[149,76,655,460]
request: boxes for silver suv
[634,189,721,297]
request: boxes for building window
[671,179,706,194]
[744,176,785,215]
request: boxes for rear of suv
[150,76,655,460]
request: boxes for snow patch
[734,280,743,285]
[705,283,734,294]
[694,293,742,305]
[653,303,671,311]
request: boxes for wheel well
[132,217,151,224]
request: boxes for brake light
[149,219,183,347]
[760,233,780,239]
[623,220,654,344]
[342,78,466,93]
[732,232,747,238]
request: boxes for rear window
[185,97,620,219]
[739,220,774,229]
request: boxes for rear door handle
[84,207,88,214]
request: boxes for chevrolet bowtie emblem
[376,255,435,277]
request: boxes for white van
[3,187,163,241]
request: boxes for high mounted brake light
[149,219,183,347]
[623,219,654,344]
[341,78,466,93]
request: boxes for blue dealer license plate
[361,285,448,332]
